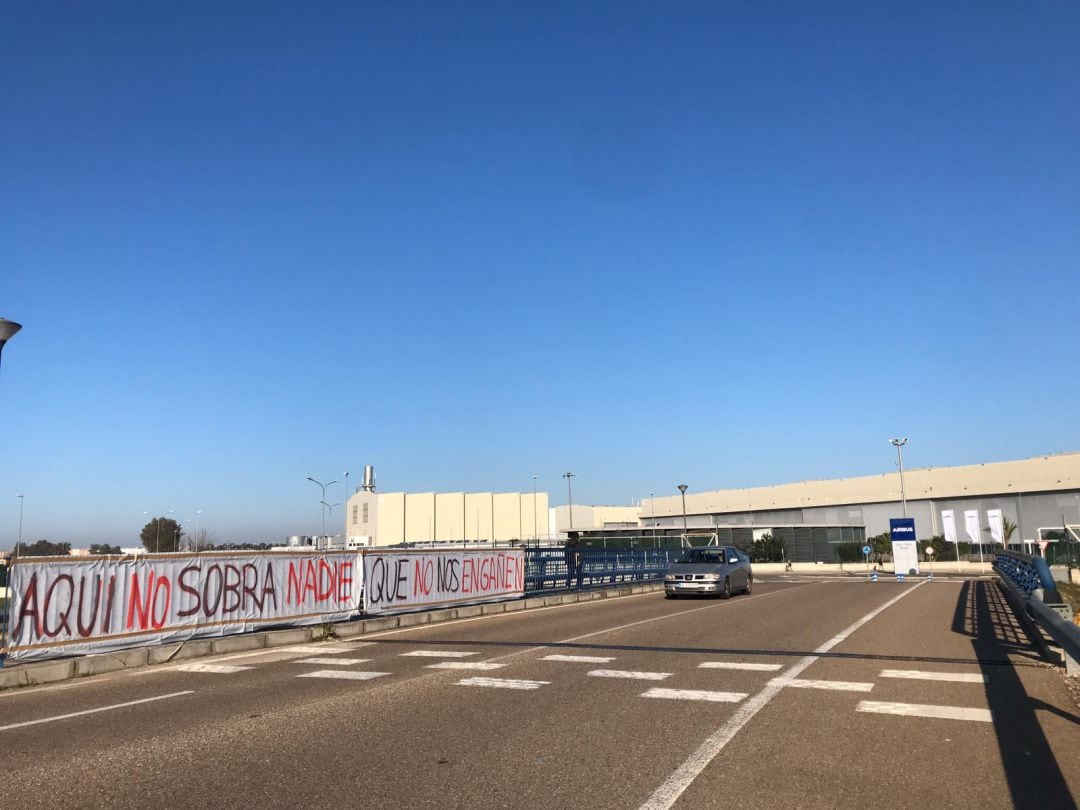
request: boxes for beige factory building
[346,484,550,546]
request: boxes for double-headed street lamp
[307,477,338,537]
[890,438,909,517]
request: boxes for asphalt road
[1,577,1077,809]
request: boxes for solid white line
[698,662,783,672]
[880,669,986,684]
[424,661,504,671]
[400,650,478,658]
[541,654,616,663]
[296,670,390,681]
[856,701,992,722]
[639,581,926,810]
[0,691,194,732]
[588,669,671,681]
[771,678,874,693]
[642,688,748,703]
[291,658,370,666]
[457,677,549,690]
[175,664,252,674]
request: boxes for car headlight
[701,574,721,581]
[664,574,675,581]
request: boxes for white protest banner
[987,509,1004,545]
[941,510,957,544]
[964,510,981,544]
[363,548,525,615]
[5,551,362,662]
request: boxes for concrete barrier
[74,648,149,678]
[210,634,266,655]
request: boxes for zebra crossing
[170,641,996,726]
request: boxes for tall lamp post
[890,438,909,517]
[677,484,689,539]
[322,501,340,540]
[307,476,338,538]
[562,472,575,538]
[532,475,539,546]
[194,509,202,553]
[0,317,22,369]
[16,494,24,556]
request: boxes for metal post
[677,484,689,539]
[890,438,908,517]
[307,477,338,540]
[16,494,24,554]
[563,472,575,537]
[532,475,538,547]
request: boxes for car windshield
[676,548,729,564]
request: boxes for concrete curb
[0,582,665,693]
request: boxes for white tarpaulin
[987,509,1004,545]
[941,510,957,544]
[4,551,362,662]
[363,549,525,615]
[964,510,981,544]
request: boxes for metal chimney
[362,465,376,492]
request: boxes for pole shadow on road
[952,580,1077,809]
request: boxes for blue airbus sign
[890,518,916,540]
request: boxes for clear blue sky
[2,2,1077,547]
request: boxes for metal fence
[993,551,1079,676]
[524,547,678,594]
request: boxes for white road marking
[424,661,504,671]
[541,654,616,663]
[291,658,371,666]
[642,688,748,703]
[880,669,987,684]
[175,664,252,674]
[770,678,874,692]
[276,644,359,654]
[457,677,549,690]
[400,650,478,658]
[639,581,926,810]
[0,691,194,733]
[856,701,992,722]
[588,670,671,681]
[296,670,391,681]
[698,662,783,672]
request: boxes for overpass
[0,571,1076,808]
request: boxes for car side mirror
[728,557,739,564]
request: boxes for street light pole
[16,494,24,555]
[532,475,539,546]
[562,472,575,537]
[890,438,909,517]
[307,477,338,538]
[0,317,22,370]
[194,510,202,553]
[677,484,689,539]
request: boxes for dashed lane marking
[276,644,365,654]
[0,692,194,733]
[400,650,478,658]
[588,670,671,681]
[770,678,874,692]
[698,662,783,672]
[291,658,371,666]
[856,701,992,722]
[425,661,504,671]
[457,677,549,690]
[296,670,391,681]
[175,664,253,674]
[879,669,987,684]
[642,688,748,703]
[541,655,616,663]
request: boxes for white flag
[941,510,957,544]
[987,509,1004,545]
[964,510,981,544]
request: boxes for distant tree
[213,542,272,551]
[984,517,1018,545]
[89,544,123,555]
[868,532,892,565]
[140,517,184,553]
[15,539,71,557]
[751,533,785,563]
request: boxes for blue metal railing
[994,550,1058,597]
[524,548,678,594]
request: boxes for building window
[352,504,358,524]
[362,503,369,524]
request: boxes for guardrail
[524,548,678,594]
[993,551,1079,676]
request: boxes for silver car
[664,546,753,599]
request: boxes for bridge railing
[523,548,678,594]
[993,551,1079,676]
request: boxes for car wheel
[744,575,753,595]
[665,593,675,600]
[720,577,731,599]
